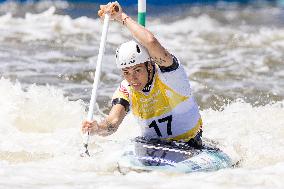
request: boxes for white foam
[1,78,283,164]
[0,78,85,154]
[0,78,283,188]
[202,100,284,168]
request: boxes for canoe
[118,137,238,173]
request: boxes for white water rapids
[0,1,283,188]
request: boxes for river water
[0,0,283,188]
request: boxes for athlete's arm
[121,14,173,68]
[82,104,127,136]
[98,2,173,68]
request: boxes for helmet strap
[142,61,155,92]
[145,62,151,82]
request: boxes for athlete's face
[121,63,150,91]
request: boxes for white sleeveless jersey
[112,59,202,141]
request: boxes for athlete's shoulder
[118,80,131,97]
[158,55,180,73]
[156,55,191,96]
[112,80,131,101]
[156,55,187,79]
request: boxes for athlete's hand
[98,1,123,22]
[82,120,99,135]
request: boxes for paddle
[81,14,110,157]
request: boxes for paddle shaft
[82,14,110,151]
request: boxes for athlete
[82,2,203,148]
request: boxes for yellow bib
[131,75,188,119]
[130,74,201,141]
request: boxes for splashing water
[0,1,283,188]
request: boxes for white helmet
[115,40,150,69]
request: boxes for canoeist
[82,1,203,148]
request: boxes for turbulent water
[0,0,283,188]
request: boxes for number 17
[148,115,173,137]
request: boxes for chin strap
[145,61,151,82]
[142,62,155,92]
